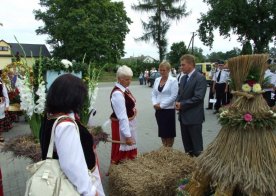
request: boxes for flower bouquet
[16,56,46,139]
[176,178,190,196]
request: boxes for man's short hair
[180,54,195,66]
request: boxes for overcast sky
[0,0,242,59]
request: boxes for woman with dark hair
[40,74,104,196]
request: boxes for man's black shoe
[205,107,212,110]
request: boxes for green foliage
[98,71,116,82]
[79,63,102,125]
[218,109,276,130]
[33,57,89,86]
[33,57,102,125]
[198,0,276,53]
[28,113,42,140]
[247,66,261,83]
[241,41,253,55]
[34,0,131,64]
[132,0,189,61]
[206,48,240,62]
[119,57,159,76]
[224,47,241,59]
[176,178,190,196]
[188,47,206,63]
[167,41,188,67]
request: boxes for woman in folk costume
[40,74,105,196]
[110,65,137,164]
[0,78,14,142]
[0,77,10,196]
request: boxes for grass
[98,71,138,82]
[98,71,116,82]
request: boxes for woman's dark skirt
[155,109,176,138]
[0,111,16,132]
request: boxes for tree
[198,0,276,53]
[224,47,241,59]
[34,0,131,64]
[241,41,253,55]
[206,48,241,62]
[206,51,225,62]
[167,41,188,67]
[188,47,206,63]
[132,0,189,61]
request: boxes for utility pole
[187,32,196,54]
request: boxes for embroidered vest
[110,86,136,119]
[39,115,96,170]
[0,83,3,97]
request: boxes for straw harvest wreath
[218,66,276,129]
[182,54,276,196]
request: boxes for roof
[0,39,9,45]
[8,43,51,57]
[122,55,157,63]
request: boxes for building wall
[0,57,39,69]
[0,40,11,69]
[0,40,40,69]
[0,57,12,69]
[0,40,11,55]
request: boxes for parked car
[195,62,214,85]
[148,71,160,87]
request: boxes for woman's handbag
[24,115,80,196]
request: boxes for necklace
[159,78,167,87]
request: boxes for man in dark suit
[175,54,207,157]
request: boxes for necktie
[183,75,189,87]
[216,71,221,82]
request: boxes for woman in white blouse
[110,65,137,164]
[152,61,179,147]
[0,79,12,142]
[40,74,104,196]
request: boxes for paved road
[0,81,221,196]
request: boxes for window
[206,64,212,72]
[195,64,202,73]
[0,46,9,51]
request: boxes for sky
[0,0,242,60]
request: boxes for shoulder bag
[24,115,80,196]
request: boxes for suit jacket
[151,75,179,109]
[176,70,207,124]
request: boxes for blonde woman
[152,61,178,147]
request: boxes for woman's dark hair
[46,74,87,114]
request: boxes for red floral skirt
[111,120,137,164]
[0,111,16,132]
